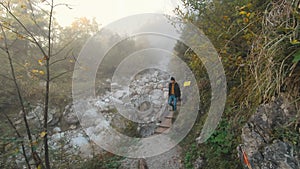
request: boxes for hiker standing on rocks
[168,77,181,111]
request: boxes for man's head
[171,77,175,83]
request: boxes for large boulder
[239,96,300,169]
[63,104,79,125]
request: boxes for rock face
[127,69,170,122]
[239,97,300,169]
[26,104,57,125]
[63,104,79,125]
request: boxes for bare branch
[0,23,42,168]
[0,73,13,81]
[0,2,48,57]
[43,0,54,168]
[52,39,74,57]
[2,113,31,169]
[50,48,73,66]
[0,24,37,44]
[50,70,73,81]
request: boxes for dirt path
[119,145,183,169]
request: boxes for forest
[0,0,299,169]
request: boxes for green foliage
[207,119,234,155]
[292,50,300,63]
[176,0,300,168]
[183,143,199,169]
[273,126,300,146]
[80,155,123,169]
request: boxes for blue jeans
[168,95,177,110]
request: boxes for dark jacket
[169,82,181,98]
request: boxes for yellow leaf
[291,39,300,45]
[239,11,247,15]
[31,69,39,73]
[21,4,26,9]
[37,164,42,169]
[39,71,45,75]
[38,59,44,66]
[243,18,249,23]
[246,13,251,17]
[239,6,246,11]
[184,81,191,87]
[40,131,47,138]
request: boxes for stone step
[154,127,170,134]
[165,111,174,119]
[159,118,172,128]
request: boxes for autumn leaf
[20,4,26,9]
[40,131,47,138]
[38,59,44,66]
[239,11,247,15]
[246,13,251,18]
[31,69,39,73]
[17,34,24,39]
[31,140,38,146]
[39,70,45,75]
[239,6,246,11]
[291,39,300,45]
[223,16,229,20]
[243,18,249,23]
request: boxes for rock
[14,119,22,125]
[138,158,148,169]
[138,101,151,111]
[111,82,119,89]
[64,111,78,125]
[95,100,106,109]
[163,91,168,99]
[69,125,77,130]
[70,136,94,158]
[150,89,163,100]
[104,98,110,103]
[26,104,54,124]
[193,156,205,169]
[152,100,162,108]
[50,132,64,142]
[260,140,299,169]
[52,127,61,133]
[238,97,300,169]
[113,90,125,99]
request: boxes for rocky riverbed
[11,68,181,168]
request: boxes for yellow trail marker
[184,81,191,87]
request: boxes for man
[168,77,181,111]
